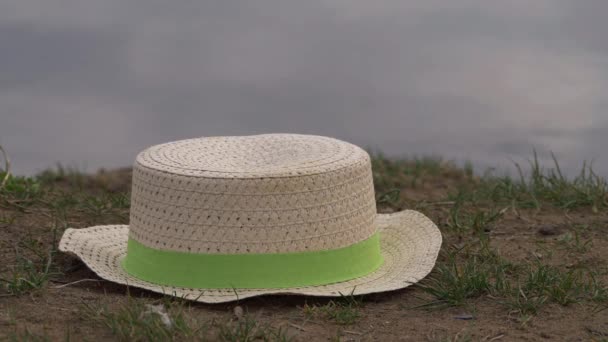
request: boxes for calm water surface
[1,1,607,177]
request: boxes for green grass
[445,204,505,237]
[1,257,54,296]
[557,229,592,254]
[419,246,608,313]
[503,287,547,319]
[519,264,608,307]
[36,164,88,188]
[83,299,292,341]
[302,294,363,325]
[450,152,608,210]
[371,151,607,214]
[38,190,130,225]
[6,328,51,342]
[0,212,16,227]
[82,298,206,342]
[519,264,580,307]
[0,215,63,297]
[418,232,519,308]
[370,153,446,180]
[418,253,494,307]
[370,153,463,208]
[79,193,130,220]
[216,316,291,342]
[0,172,42,208]
[0,241,58,296]
[408,152,608,317]
[0,165,131,298]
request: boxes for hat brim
[58,210,442,303]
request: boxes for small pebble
[537,225,561,236]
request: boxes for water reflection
[0,1,606,177]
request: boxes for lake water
[1,1,607,177]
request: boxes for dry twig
[288,322,307,332]
[52,279,101,289]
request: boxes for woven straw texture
[58,134,442,303]
[129,134,377,254]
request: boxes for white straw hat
[59,134,441,303]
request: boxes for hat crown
[128,134,377,254]
[135,134,367,177]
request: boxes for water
[1,1,607,177]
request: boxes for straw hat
[59,134,441,303]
